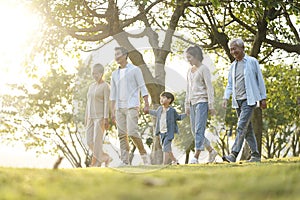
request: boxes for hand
[260,99,267,109]
[104,118,109,130]
[186,108,190,115]
[209,109,216,116]
[143,104,149,114]
[111,115,116,125]
[222,99,228,108]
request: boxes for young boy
[148,92,186,165]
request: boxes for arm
[149,108,158,117]
[185,70,190,115]
[203,66,215,111]
[110,100,116,125]
[223,65,233,108]
[143,95,149,114]
[135,68,148,97]
[174,108,187,121]
[255,59,267,109]
[109,74,117,124]
[103,83,110,130]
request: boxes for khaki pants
[86,118,106,163]
[116,108,147,164]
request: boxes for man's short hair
[229,38,244,48]
[114,46,128,58]
[160,91,175,104]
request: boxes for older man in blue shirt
[222,38,267,163]
[110,46,150,166]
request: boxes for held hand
[143,105,149,114]
[186,108,190,115]
[260,99,267,109]
[111,115,116,125]
[209,109,216,116]
[104,119,109,130]
[222,99,228,108]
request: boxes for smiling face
[230,43,245,61]
[114,49,127,67]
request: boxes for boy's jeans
[190,102,210,151]
[231,100,260,157]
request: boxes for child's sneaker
[208,149,218,163]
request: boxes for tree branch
[122,0,164,28]
[228,6,256,35]
[264,39,300,54]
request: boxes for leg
[127,108,148,163]
[231,100,255,155]
[93,119,112,167]
[162,137,173,165]
[163,152,170,165]
[86,119,96,166]
[193,102,209,157]
[92,119,105,166]
[116,108,130,164]
[245,122,260,157]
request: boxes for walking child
[147,92,186,165]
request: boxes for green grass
[0,157,299,200]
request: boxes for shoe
[117,161,129,167]
[104,157,113,167]
[247,156,261,162]
[141,154,150,165]
[171,160,179,165]
[222,154,236,163]
[208,149,218,163]
[189,157,198,164]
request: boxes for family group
[85,38,267,167]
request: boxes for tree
[263,63,300,158]
[1,66,90,168]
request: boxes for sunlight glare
[0,1,41,94]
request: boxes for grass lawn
[0,157,299,200]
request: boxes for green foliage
[263,63,300,158]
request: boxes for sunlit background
[0,1,72,168]
[0,1,40,93]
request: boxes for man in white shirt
[110,47,150,166]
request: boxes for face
[186,53,198,66]
[230,43,244,61]
[92,69,102,82]
[114,49,126,64]
[160,96,171,106]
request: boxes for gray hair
[92,63,104,73]
[229,38,244,48]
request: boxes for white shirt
[118,68,127,108]
[159,109,167,133]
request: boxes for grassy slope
[0,157,299,200]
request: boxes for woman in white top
[185,45,218,164]
[86,64,112,167]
